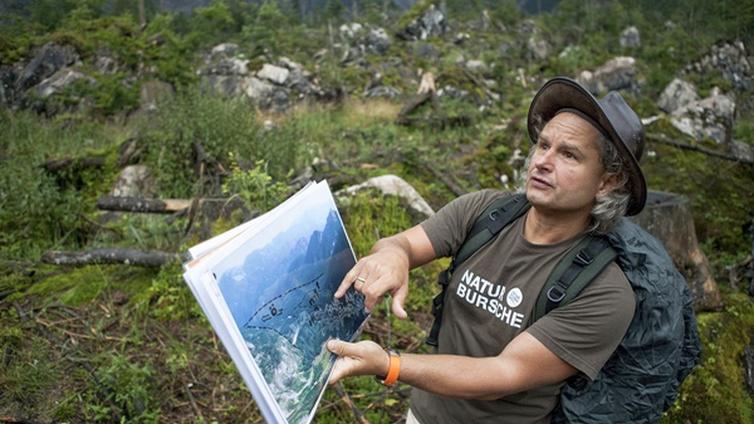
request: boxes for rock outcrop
[577,56,638,95]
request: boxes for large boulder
[684,40,753,91]
[94,54,119,75]
[198,43,251,97]
[367,27,392,54]
[658,78,699,113]
[631,191,722,311]
[16,42,79,92]
[277,57,320,96]
[465,59,488,73]
[520,20,551,61]
[139,80,174,112]
[35,68,93,98]
[398,4,448,41]
[0,65,19,106]
[201,75,248,97]
[577,56,638,95]
[619,26,641,48]
[729,140,754,163]
[670,87,735,144]
[199,44,322,111]
[244,76,277,103]
[110,165,155,198]
[257,64,289,85]
[527,36,551,61]
[338,23,392,60]
[210,42,239,58]
[338,175,434,218]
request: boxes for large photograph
[211,184,367,424]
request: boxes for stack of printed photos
[182,181,369,424]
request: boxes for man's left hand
[327,339,389,384]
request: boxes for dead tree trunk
[42,248,179,268]
[631,191,722,311]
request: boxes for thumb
[391,284,408,319]
[327,339,353,357]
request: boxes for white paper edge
[183,267,287,423]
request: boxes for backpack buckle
[574,250,594,266]
[546,286,567,303]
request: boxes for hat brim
[526,77,647,216]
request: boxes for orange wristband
[379,349,401,386]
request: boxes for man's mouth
[529,175,553,188]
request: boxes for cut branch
[419,161,467,197]
[395,91,433,125]
[462,68,500,100]
[646,133,754,165]
[42,248,180,268]
[334,382,371,424]
[97,196,194,213]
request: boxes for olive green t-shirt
[411,190,635,424]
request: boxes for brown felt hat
[527,76,647,216]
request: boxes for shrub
[139,90,300,198]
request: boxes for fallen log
[97,196,193,213]
[395,91,433,125]
[42,248,179,267]
[646,133,754,165]
[395,115,472,129]
[419,161,467,197]
[42,156,106,173]
[0,260,36,277]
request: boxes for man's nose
[533,148,553,172]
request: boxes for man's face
[525,112,613,215]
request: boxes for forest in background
[1,0,754,422]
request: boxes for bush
[222,157,291,212]
[0,109,116,258]
[138,90,298,198]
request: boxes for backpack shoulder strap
[426,192,530,346]
[454,193,530,266]
[531,235,617,323]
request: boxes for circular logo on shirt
[506,288,523,308]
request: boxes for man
[327,76,647,423]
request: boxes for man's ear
[597,172,620,197]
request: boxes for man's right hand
[333,225,436,319]
[335,246,411,318]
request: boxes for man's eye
[563,151,575,159]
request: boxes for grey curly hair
[519,132,630,234]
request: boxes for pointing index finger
[335,263,361,298]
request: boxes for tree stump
[630,191,722,311]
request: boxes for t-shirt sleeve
[420,189,507,258]
[525,263,635,380]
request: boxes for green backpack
[426,192,617,346]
